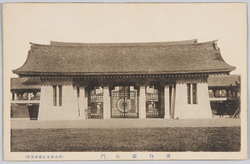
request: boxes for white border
[1,1,249,163]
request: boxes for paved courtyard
[11,118,240,129]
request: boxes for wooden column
[28,93,31,100]
[164,85,170,119]
[33,92,37,100]
[157,86,165,117]
[139,86,146,119]
[103,86,111,119]
[12,92,15,100]
[79,87,87,119]
[14,93,18,100]
[56,86,60,106]
[20,92,24,100]
[226,89,229,97]
[84,88,88,118]
[212,90,216,98]
[170,84,176,119]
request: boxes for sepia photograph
[2,2,247,161]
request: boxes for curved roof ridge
[49,39,198,47]
[30,39,219,48]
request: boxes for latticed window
[53,86,57,106]
[77,87,80,98]
[187,83,197,104]
[59,86,62,106]
[53,85,62,106]
[187,84,191,104]
[192,83,197,104]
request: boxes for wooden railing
[11,99,40,105]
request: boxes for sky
[3,3,247,78]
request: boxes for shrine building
[12,39,235,120]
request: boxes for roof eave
[13,69,235,77]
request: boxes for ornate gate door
[111,86,138,118]
[145,86,164,118]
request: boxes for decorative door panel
[88,87,103,119]
[111,86,138,118]
[146,86,164,118]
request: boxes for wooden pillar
[33,92,37,100]
[20,92,23,100]
[28,93,31,100]
[12,92,15,100]
[139,86,146,119]
[80,87,85,118]
[84,88,88,118]
[226,89,229,97]
[14,93,17,100]
[170,84,176,119]
[212,90,216,98]
[164,85,170,119]
[158,87,162,117]
[103,86,110,119]
[160,87,165,117]
[56,86,60,105]
[78,87,87,119]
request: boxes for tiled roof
[13,40,235,76]
[11,78,41,90]
[50,39,198,46]
[208,75,240,87]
